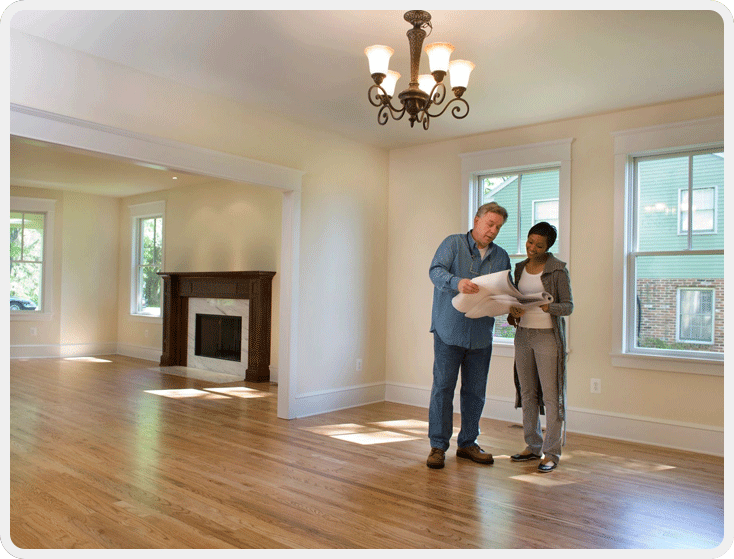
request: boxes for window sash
[677,288,714,344]
[627,147,723,360]
[10,211,46,312]
[132,214,163,316]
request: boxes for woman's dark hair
[528,221,557,249]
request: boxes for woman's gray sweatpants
[514,327,562,461]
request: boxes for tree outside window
[134,216,163,315]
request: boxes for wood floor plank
[9,355,724,550]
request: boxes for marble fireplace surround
[187,298,250,377]
[158,271,275,382]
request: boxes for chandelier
[365,10,475,130]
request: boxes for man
[426,202,511,469]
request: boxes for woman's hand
[509,306,525,318]
[540,304,550,313]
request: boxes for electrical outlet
[356,359,363,371]
[591,378,602,394]
[29,327,37,336]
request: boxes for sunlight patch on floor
[64,357,112,363]
[510,474,577,487]
[333,431,420,445]
[145,388,231,400]
[301,421,423,445]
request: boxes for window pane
[10,262,42,311]
[635,254,723,354]
[691,153,723,250]
[23,213,44,261]
[533,200,559,229]
[493,255,526,341]
[481,169,560,256]
[141,217,162,266]
[482,175,520,254]
[10,212,23,259]
[636,156,689,252]
[138,266,161,315]
[678,289,714,343]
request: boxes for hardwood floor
[8,355,725,549]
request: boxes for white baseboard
[294,382,386,419]
[10,342,118,359]
[385,382,723,457]
[115,343,161,363]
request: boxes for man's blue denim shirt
[429,231,511,349]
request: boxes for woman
[508,222,573,473]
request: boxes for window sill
[129,314,162,323]
[611,352,723,376]
[492,341,515,358]
[10,312,53,322]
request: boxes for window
[631,150,723,358]
[10,197,55,317]
[679,186,716,234]
[477,169,560,341]
[130,202,165,317]
[533,199,559,229]
[612,116,723,372]
[461,139,572,349]
[677,288,714,344]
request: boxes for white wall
[116,180,283,373]
[10,31,390,417]
[9,187,120,358]
[385,94,724,455]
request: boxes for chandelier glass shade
[365,10,475,130]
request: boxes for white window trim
[460,138,573,357]
[129,201,165,319]
[10,196,55,321]
[677,185,718,236]
[611,116,723,375]
[676,288,715,345]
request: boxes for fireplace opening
[195,314,242,362]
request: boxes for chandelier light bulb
[418,74,436,96]
[364,45,394,76]
[449,59,475,90]
[424,42,455,73]
[381,70,401,97]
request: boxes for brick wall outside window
[636,278,724,353]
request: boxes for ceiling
[8,8,725,197]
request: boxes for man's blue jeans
[428,333,493,451]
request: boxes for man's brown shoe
[456,444,494,464]
[426,448,446,469]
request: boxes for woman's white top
[517,270,553,329]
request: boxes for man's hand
[458,279,480,294]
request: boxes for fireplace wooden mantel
[157,271,276,382]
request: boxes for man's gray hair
[475,201,508,222]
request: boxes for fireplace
[195,314,242,362]
[158,271,275,382]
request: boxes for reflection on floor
[149,365,245,384]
